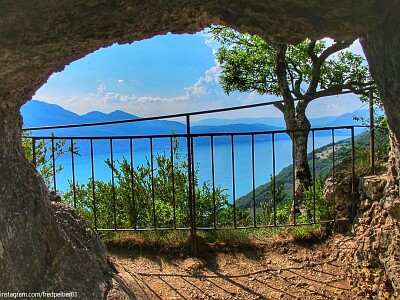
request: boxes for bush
[63,139,249,230]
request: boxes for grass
[103,224,329,254]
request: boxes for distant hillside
[193,111,366,128]
[23,100,367,137]
[21,100,81,127]
[236,130,372,210]
[192,123,282,134]
[22,100,283,137]
[22,100,186,136]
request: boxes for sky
[33,31,368,121]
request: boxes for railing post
[51,138,57,192]
[186,115,197,255]
[350,127,357,221]
[31,138,37,167]
[369,89,375,175]
[70,138,77,209]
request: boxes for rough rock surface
[324,175,355,229]
[45,202,112,298]
[347,175,400,298]
[0,0,398,109]
[0,0,400,297]
[0,111,112,299]
[356,9,400,298]
[325,173,400,297]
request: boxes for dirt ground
[106,234,354,300]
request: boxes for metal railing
[23,100,370,253]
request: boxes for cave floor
[106,234,353,300]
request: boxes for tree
[210,26,374,220]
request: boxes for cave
[0,1,399,298]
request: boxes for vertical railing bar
[369,89,375,174]
[110,138,117,230]
[150,137,156,230]
[170,137,176,229]
[130,138,137,230]
[191,136,197,231]
[231,135,236,228]
[351,127,356,221]
[272,133,276,227]
[211,136,216,229]
[251,134,256,227]
[332,129,336,223]
[312,130,316,224]
[90,139,98,230]
[51,138,57,192]
[186,115,197,255]
[292,134,296,226]
[31,138,37,167]
[70,138,77,209]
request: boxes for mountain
[191,112,366,128]
[325,110,367,127]
[22,100,187,137]
[22,100,367,138]
[80,110,139,123]
[22,100,284,137]
[21,100,80,127]
[192,117,287,128]
[192,123,282,134]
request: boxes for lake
[52,133,350,201]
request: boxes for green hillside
[236,128,388,210]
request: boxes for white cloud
[118,79,124,84]
[83,82,190,105]
[97,82,106,95]
[184,60,222,98]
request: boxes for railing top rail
[27,124,366,140]
[23,89,366,132]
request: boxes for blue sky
[33,31,367,120]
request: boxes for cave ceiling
[0,0,399,107]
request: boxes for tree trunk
[282,104,312,222]
[0,100,111,297]
[292,128,312,201]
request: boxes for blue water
[52,133,348,201]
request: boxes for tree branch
[304,81,374,101]
[306,40,354,96]
[276,44,293,103]
[286,57,304,98]
[307,41,317,63]
[273,102,285,112]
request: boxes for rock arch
[0,1,399,298]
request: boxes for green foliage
[300,178,331,223]
[373,119,390,161]
[352,119,390,174]
[209,25,373,100]
[22,132,77,188]
[257,177,289,225]
[63,139,245,230]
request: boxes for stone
[359,175,387,199]
[324,175,354,225]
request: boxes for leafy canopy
[209,26,373,102]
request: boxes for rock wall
[347,175,400,298]
[324,171,400,297]
[0,0,396,109]
[355,9,400,298]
